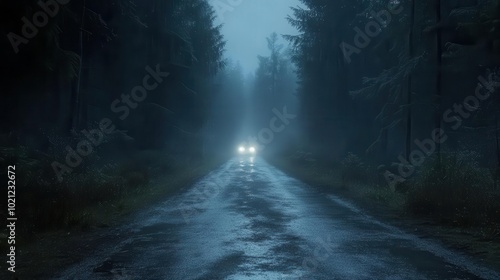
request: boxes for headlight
[238,146,246,153]
[249,147,256,153]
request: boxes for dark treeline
[209,60,247,153]
[0,0,226,231]
[251,32,298,149]
[287,0,500,162]
[1,0,225,157]
[281,0,500,229]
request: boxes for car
[237,143,257,155]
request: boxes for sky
[210,0,302,75]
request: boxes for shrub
[406,151,495,227]
[341,153,368,183]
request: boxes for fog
[212,0,301,74]
[206,0,301,156]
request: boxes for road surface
[57,157,499,279]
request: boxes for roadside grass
[271,150,500,232]
[406,153,500,228]
[270,152,407,213]
[269,150,500,269]
[0,145,226,255]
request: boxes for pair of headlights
[238,146,256,154]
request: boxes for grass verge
[0,145,226,278]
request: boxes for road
[57,157,499,280]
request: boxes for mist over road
[57,158,499,280]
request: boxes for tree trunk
[495,113,500,189]
[435,0,443,165]
[74,0,86,131]
[406,0,415,161]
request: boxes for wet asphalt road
[57,157,500,280]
